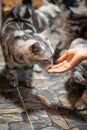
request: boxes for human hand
[46,48,87,73]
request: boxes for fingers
[46,60,73,73]
[56,52,67,63]
[50,63,63,69]
[51,61,66,69]
[47,67,69,73]
[46,62,71,74]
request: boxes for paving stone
[18,87,45,110]
[34,72,59,90]
[32,119,51,130]
[42,72,60,80]
[48,110,69,129]
[40,126,60,130]
[59,108,86,128]
[58,94,75,109]
[38,89,58,104]
[21,110,51,124]
[75,110,87,121]
[0,124,9,130]
[0,102,24,114]
[21,112,29,122]
[78,125,87,130]
[34,78,57,90]
[48,81,66,94]
[25,111,39,121]
[0,113,23,124]
[70,125,87,130]
[79,110,87,122]
[29,110,48,121]
[9,121,32,130]
[29,110,51,130]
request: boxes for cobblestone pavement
[0,32,87,130]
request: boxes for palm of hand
[47,49,81,73]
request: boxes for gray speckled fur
[70,38,87,86]
[1,3,54,88]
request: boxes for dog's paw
[75,99,87,110]
[24,80,35,89]
[9,80,19,88]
